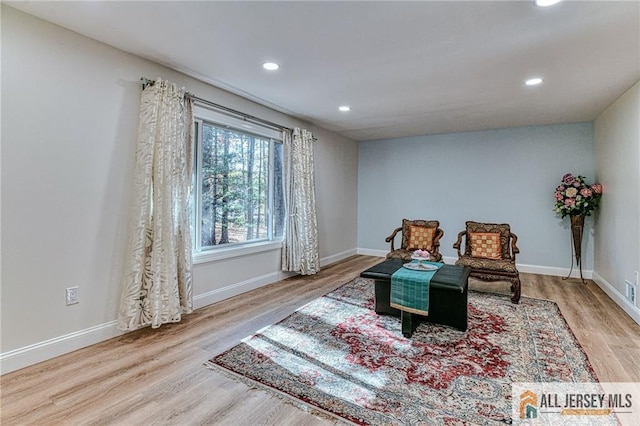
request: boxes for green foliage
[200,123,269,246]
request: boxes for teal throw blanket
[390,261,443,316]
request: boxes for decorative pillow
[407,225,435,251]
[469,232,502,260]
[466,221,510,258]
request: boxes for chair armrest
[452,230,466,258]
[432,228,444,249]
[385,227,403,251]
[428,228,445,258]
[510,232,520,262]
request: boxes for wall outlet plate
[625,280,637,305]
[66,286,79,305]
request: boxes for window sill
[193,240,283,265]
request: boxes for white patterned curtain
[281,128,320,275]
[118,78,194,331]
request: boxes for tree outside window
[194,121,284,251]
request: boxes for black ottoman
[360,258,471,336]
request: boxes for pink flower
[562,173,576,185]
[413,249,430,259]
[554,191,563,201]
[591,183,603,194]
[564,198,575,206]
[580,188,593,198]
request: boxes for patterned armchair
[453,221,521,303]
[385,219,444,262]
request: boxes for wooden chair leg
[511,276,521,304]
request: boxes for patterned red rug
[208,277,598,425]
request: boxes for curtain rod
[141,77,294,134]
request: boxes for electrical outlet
[625,280,637,305]
[66,286,79,305]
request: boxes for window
[193,105,284,256]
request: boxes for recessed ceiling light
[534,0,562,7]
[525,77,543,86]
[262,62,279,71]
[338,106,351,112]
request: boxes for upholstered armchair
[453,221,521,303]
[385,219,444,262]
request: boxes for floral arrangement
[413,249,431,259]
[554,173,603,218]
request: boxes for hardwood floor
[2,255,639,425]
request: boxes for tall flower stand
[563,214,587,284]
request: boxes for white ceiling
[7,1,640,141]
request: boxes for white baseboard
[515,262,592,279]
[320,248,358,267]
[0,248,362,375]
[0,321,123,375]
[440,255,459,265]
[1,268,298,375]
[592,272,640,325]
[1,270,298,375]
[196,248,359,309]
[357,248,387,258]
[193,269,297,309]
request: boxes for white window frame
[192,103,284,264]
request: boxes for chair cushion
[455,255,518,273]
[465,221,512,260]
[407,225,435,251]
[469,232,501,260]
[387,249,414,261]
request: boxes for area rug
[207,277,598,425]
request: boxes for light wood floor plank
[2,255,639,425]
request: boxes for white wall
[593,80,640,316]
[357,122,597,276]
[0,6,359,373]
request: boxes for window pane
[199,123,277,248]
